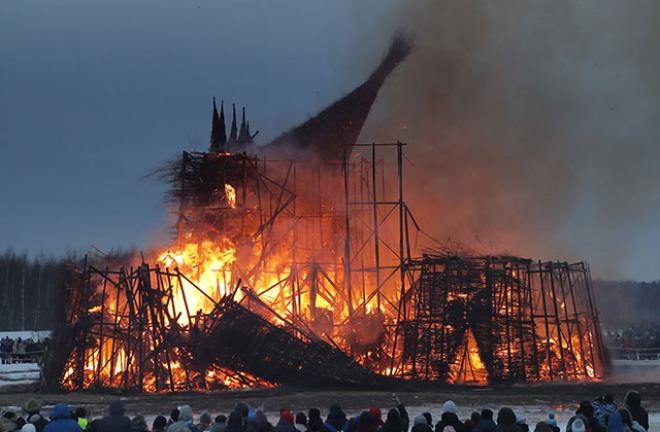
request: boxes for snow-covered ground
[0,362,41,388]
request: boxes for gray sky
[2,1,660,281]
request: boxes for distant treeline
[0,251,67,331]
[593,279,660,328]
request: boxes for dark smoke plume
[353,2,660,279]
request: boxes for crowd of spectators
[0,391,650,432]
[0,337,47,364]
[603,323,660,358]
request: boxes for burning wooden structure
[48,32,608,392]
[51,143,607,391]
[398,255,606,384]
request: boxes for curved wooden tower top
[261,33,413,161]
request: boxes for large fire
[57,148,606,392]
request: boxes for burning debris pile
[48,33,608,392]
[54,263,386,392]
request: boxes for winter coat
[412,424,434,432]
[624,392,649,431]
[473,419,496,432]
[43,404,82,432]
[593,401,617,426]
[98,400,132,432]
[435,413,466,432]
[275,421,298,432]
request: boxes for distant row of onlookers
[0,337,48,364]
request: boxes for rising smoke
[351,1,660,279]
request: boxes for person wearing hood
[624,391,648,431]
[618,409,645,432]
[412,415,433,432]
[210,415,228,432]
[435,401,466,432]
[98,399,132,432]
[295,413,309,432]
[305,410,323,432]
[197,411,213,432]
[377,409,404,432]
[153,416,168,432]
[226,411,246,432]
[322,405,347,432]
[254,410,273,432]
[473,410,496,432]
[275,410,297,432]
[494,408,520,432]
[172,405,200,432]
[43,404,81,432]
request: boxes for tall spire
[238,107,249,145]
[229,103,238,146]
[209,97,225,152]
[218,100,227,149]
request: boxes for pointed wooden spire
[209,97,224,152]
[229,103,238,146]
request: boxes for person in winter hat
[174,405,200,432]
[226,411,245,432]
[543,412,559,432]
[357,411,378,432]
[43,403,81,432]
[275,410,297,432]
[23,424,37,432]
[435,402,465,432]
[624,390,648,431]
[98,399,132,432]
[412,416,433,432]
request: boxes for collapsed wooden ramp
[208,296,389,388]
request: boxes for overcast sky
[2,1,660,281]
